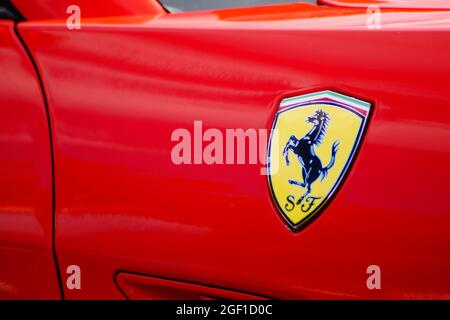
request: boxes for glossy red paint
[0,20,60,299]
[116,273,267,300]
[11,0,165,21]
[16,2,450,300]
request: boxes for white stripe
[280,90,371,111]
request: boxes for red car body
[1,0,450,299]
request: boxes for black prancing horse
[282,109,339,204]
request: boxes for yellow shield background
[268,91,371,230]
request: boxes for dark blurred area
[159,0,317,12]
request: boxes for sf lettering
[285,194,321,213]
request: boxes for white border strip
[280,90,371,111]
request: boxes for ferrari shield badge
[267,91,371,230]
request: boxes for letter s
[285,195,295,212]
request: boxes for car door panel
[17,5,450,299]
